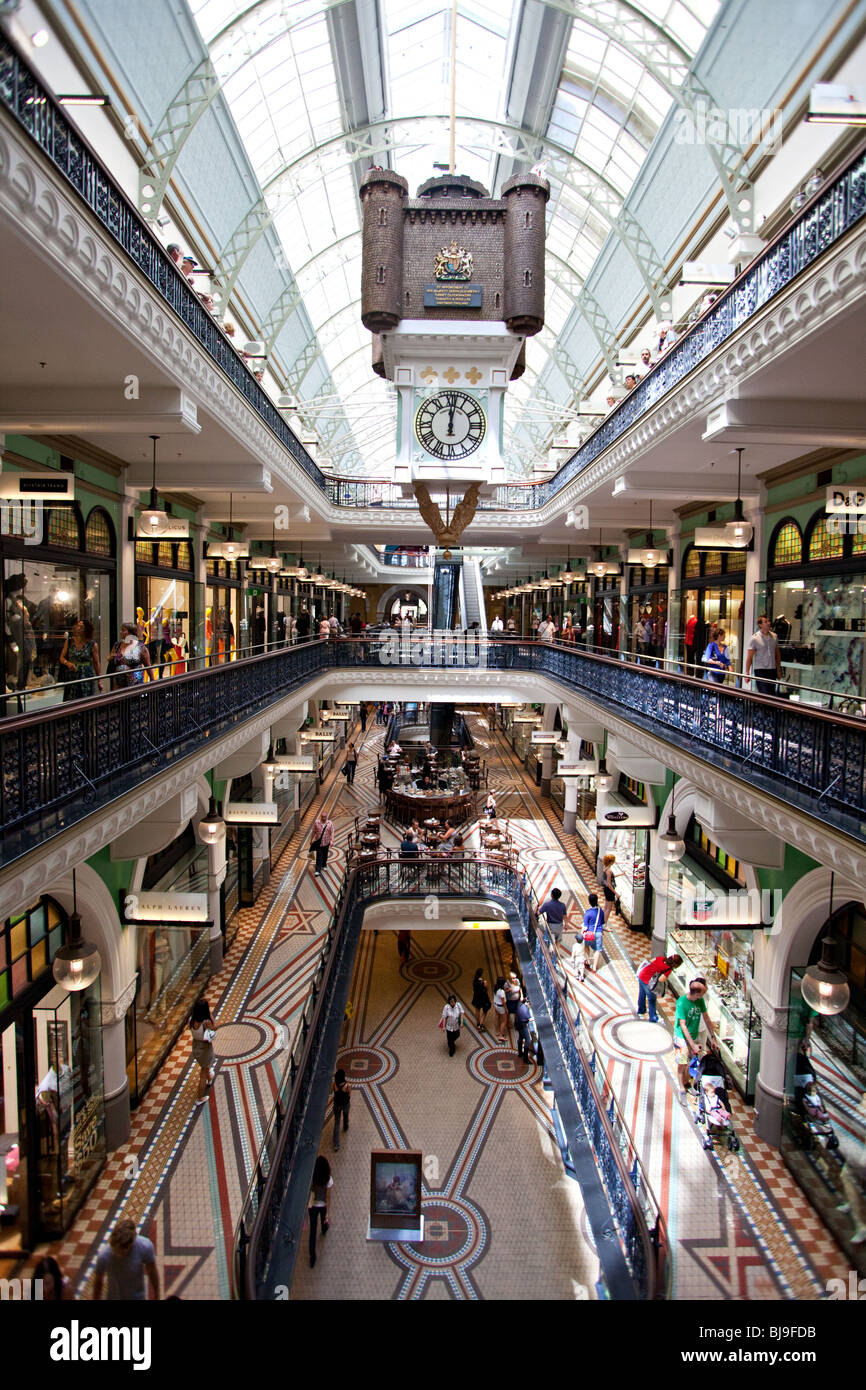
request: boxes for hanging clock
[414,390,486,460]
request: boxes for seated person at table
[388,740,402,756]
[418,772,434,792]
[439,820,458,846]
[443,833,465,856]
[483,793,496,818]
[400,831,420,856]
[410,818,422,839]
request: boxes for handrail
[324,142,866,513]
[233,851,666,1300]
[2,636,864,861]
[0,33,327,495]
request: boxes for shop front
[626,563,668,663]
[205,556,243,663]
[782,897,866,1273]
[591,574,620,652]
[0,897,106,1251]
[596,774,652,932]
[757,509,866,706]
[664,819,761,1099]
[135,539,202,673]
[2,504,116,708]
[671,543,746,676]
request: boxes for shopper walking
[515,997,533,1062]
[308,1155,332,1267]
[745,613,782,695]
[674,977,718,1096]
[332,1068,350,1150]
[599,853,618,924]
[92,1218,160,1301]
[189,997,216,1104]
[397,929,411,962]
[439,994,465,1056]
[359,702,368,731]
[59,618,102,699]
[504,971,523,1035]
[344,741,358,785]
[539,887,570,970]
[492,976,509,1042]
[580,893,606,974]
[311,811,334,876]
[637,954,683,1023]
[108,621,151,688]
[471,968,491,1030]
[702,626,731,684]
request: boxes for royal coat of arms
[434,241,473,281]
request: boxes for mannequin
[135,606,147,642]
[5,573,36,690]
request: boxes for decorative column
[749,984,789,1147]
[120,483,139,625]
[101,977,138,1149]
[561,732,582,834]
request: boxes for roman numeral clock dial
[414,390,486,460]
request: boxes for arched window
[135,541,154,565]
[157,541,174,568]
[46,508,82,549]
[176,541,192,571]
[0,895,67,1004]
[771,519,803,568]
[683,546,700,580]
[852,529,866,556]
[807,514,843,562]
[703,549,722,576]
[726,548,746,572]
[85,506,115,556]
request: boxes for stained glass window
[85,507,113,556]
[157,542,175,568]
[772,520,803,567]
[808,515,843,562]
[683,547,700,579]
[177,542,192,571]
[726,549,746,572]
[47,508,81,549]
[0,896,67,1010]
[703,550,722,576]
[136,541,154,565]
[851,529,866,555]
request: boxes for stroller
[691,1047,740,1154]
[792,1051,840,1153]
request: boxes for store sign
[694,527,752,550]
[301,731,336,743]
[461,919,507,930]
[136,515,190,539]
[626,547,670,565]
[124,892,208,922]
[826,487,866,513]
[531,731,560,745]
[224,801,279,823]
[320,710,351,721]
[556,761,599,777]
[207,541,250,558]
[273,755,316,772]
[0,471,75,500]
[597,797,656,827]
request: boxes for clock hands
[446,393,456,437]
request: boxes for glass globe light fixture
[658,813,686,863]
[199,795,226,846]
[595,757,614,793]
[724,449,753,548]
[801,938,850,1016]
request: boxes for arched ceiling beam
[210,116,670,317]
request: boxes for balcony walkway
[44,714,843,1300]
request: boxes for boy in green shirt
[674,977,717,1096]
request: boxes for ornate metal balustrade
[2,636,863,864]
[0,35,326,495]
[0,640,329,865]
[327,637,866,839]
[233,852,666,1300]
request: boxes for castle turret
[359,168,409,332]
[502,171,550,337]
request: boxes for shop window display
[664,849,761,1099]
[126,922,210,1105]
[3,560,111,699]
[783,955,866,1272]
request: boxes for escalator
[459,554,487,633]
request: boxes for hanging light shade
[595,758,614,793]
[640,499,664,567]
[801,939,850,1016]
[53,872,101,992]
[658,812,686,863]
[725,448,753,549]
[592,527,608,578]
[296,555,308,579]
[199,795,226,846]
[222,493,242,561]
[262,743,282,775]
[139,436,171,537]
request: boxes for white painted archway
[376,584,429,622]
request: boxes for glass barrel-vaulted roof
[189,0,721,476]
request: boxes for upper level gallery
[2,32,866,549]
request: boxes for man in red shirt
[637,954,682,1023]
[684,613,697,673]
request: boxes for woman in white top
[308,1155,333,1268]
[492,975,508,1042]
[440,994,465,1056]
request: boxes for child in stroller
[691,1046,741,1153]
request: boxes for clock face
[414,390,486,460]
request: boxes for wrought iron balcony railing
[0,35,326,495]
[1,637,863,866]
[233,851,667,1301]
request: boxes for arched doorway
[376,585,428,624]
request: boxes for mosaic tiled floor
[39,708,847,1300]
